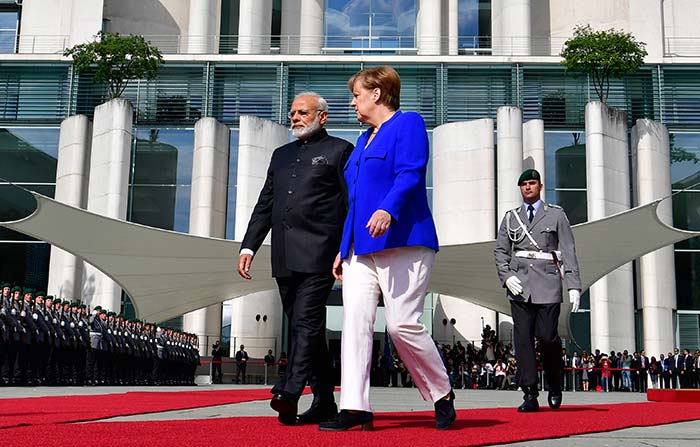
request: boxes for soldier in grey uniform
[494,169,582,412]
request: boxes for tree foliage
[561,25,647,103]
[64,32,164,100]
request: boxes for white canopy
[2,191,698,339]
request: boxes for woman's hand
[332,253,343,280]
[366,209,392,238]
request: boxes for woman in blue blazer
[319,66,455,432]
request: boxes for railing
[11,35,700,58]
[0,34,571,57]
[665,37,700,57]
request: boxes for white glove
[505,276,523,296]
[569,289,581,313]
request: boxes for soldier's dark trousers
[511,300,561,389]
[32,343,49,383]
[86,349,98,382]
[17,343,33,383]
[4,342,20,383]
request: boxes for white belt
[514,250,561,261]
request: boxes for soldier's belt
[514,250,561,261]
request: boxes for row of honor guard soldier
[1,283,200,386]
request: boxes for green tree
[64,32,164,100]
[561,25,647,103]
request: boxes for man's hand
[569,289,581,313]
[366,209,392,238]
[332,253,343,281]
[238,254,253,280]
[505,276,523,295]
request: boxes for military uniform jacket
[241,129,353,277]
[494,203,582,304]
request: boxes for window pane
[0,127,59,183]
[675,251,700,310]
[0,11,16,53]
[226,130,239,240]
[325,0,416,49]
[670,133,700,184]
[129,185,191,233]
[0,242,50,290]
[132,129,194,185]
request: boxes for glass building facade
[1,0,700,350]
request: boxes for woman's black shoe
[434,390,456,430]
[318,410,373,431]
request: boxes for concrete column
[280,0,301,54]
[238,0,272,55]
[187,0,221,54]
[630,0,664,61]
[182,118,231,356]
[447,0,459,56]
[417,0,442,55]
[228,116,289,358]
[491,0,531,56]
[299,0,324,55]
[83,98,133,313]
[48,115,92,299]
[585,101,635,353]
[523,119,546,202]
[432,118,498,342]
[632,119,676,357]
[497,106,524,223]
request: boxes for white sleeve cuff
[240,248,255,257]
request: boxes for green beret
[1,282,10,288]
[35,291,46,297]
[80,304,86,309]
[107,311,116,317]
[517,168,541,185]
[11,286,21,293]
[94,305,102,311]
[99,309,107,314]
[70,301,79,307]
[23,288,34,295]
[62,300,70,306]
[46,295,54,301]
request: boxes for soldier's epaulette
[547,203,562,209]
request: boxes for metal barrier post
[264,363,268,386]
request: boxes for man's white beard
[292,115,322,139]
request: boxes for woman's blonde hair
[348,65,401,111]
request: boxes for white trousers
[339,245,451,412]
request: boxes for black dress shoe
[270,392,298,417]
[297,401,337,424]
[517,385,540,413]
[277,414,298,426]
[318,410,373,431]
[435,390,456,430]
[547,390,562,409]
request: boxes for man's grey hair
[294,91,328,112]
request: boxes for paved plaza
[3,385,699,446]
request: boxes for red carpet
[0,388,308,429]
[648,388,700,402]
[3,402,700,446]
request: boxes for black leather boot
[517,385,540,412]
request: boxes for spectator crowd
[1,283,200,386]
[371,325,700,393]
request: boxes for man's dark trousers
[272,271,335,402]
[511,300,562,390]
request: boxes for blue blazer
[339,111,439,259]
